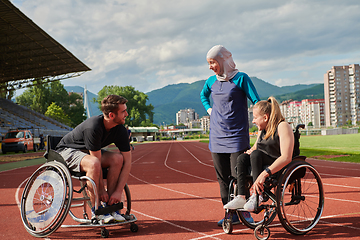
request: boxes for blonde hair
[254,96,285,139]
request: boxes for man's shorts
[56,148,89,172]
[56,148,108,172]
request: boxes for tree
[15,80,86,127]
[45,102,72,126]
[0,83,15,100]
[67,92,87,126]
[96,85,154,127]
[31,79,50,114]
[15,88,34,108]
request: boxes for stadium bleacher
[0,98,71,138]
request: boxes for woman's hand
[245,148,253,155]
[252,171,267,194]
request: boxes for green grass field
[297,133,360,163]
[203,133,360,163]
[253,133,360,163]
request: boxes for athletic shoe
[243,194,263,212]
[217,213,240,226]
[111,210,126,222]
[223,195,246,210]
[91,206,115,224]
[241,211,254,223]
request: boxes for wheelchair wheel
[276,161,324,235]
[222,218,233,234]
[21,161,73,237]
[232,183,277,229]
[254,225,270,240]
[123,184,132,215]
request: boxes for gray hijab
[206,45,239,81]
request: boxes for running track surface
[1,141,360,240]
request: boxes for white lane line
[129,173,219,203]
[130,209,222,240]
[308,158,360,166]
[129,142,223,239]
[319,172,360,180]
[324,196,360,204]
[180,143,214,168]
[131,146,156,164]
[192,143,211,153]
[322,181,360,189]
[163,142,215,182]
[318,212,360,230]
[312,164,360,172]
[15,177,29,209]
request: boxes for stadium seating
[0,98,71,137]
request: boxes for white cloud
[12,0,360,94]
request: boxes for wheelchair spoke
[21,162,72,237]
[277,162,324,235]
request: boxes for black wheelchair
[222,124,325,240]
[20,136,138,238]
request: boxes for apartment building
[301,99,325,128]
[176,108,199,125]
[279,99,325,128]
[324,64,360,127]
[200,115,210,132]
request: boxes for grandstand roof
[0,0,91,91]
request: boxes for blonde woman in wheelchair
[224,96,294,211]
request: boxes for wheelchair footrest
[95,202,123,215]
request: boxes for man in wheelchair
[224,96,294,211]
[55,94,132,223]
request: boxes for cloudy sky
[12,0,360,95]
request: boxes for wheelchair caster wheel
[130,223,138,232]
[254,225,270,240]
[91,218,99,224]
[101,228,109,238]
[222,218,233,234]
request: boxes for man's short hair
[101,95,128,117]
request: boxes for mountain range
[65,77,324,126]
[147,77,324,125]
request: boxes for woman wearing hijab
[200,45,260,226]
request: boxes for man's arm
[108,151,132,205]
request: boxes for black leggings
[212,152,243,205]
[236,150,276,196]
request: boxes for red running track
[1,141,360,239]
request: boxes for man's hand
[99,188,109,203]
[108,191,122,206]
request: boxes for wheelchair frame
[20,136,138,238]
[222,124,325,240]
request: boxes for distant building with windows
[301,99,325,128]
[176,108,199,126]
[200,115,210,132]
[324,64,360,127]
[279,99,325,128]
